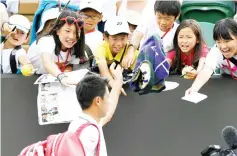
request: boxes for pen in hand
[180,68,194,78]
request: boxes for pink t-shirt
[167,45,209,66]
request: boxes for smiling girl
[166,19,209,79]
[186,18,237,95]
[36,10,86,86]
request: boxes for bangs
[213,20,235,41]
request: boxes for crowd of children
[1,0,237,155]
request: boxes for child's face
[57,23,78,50]
[105,34,128,54]
[155,12,176,32]
[80,10,102,32]
[178,27,198,54]
[8,29,28,46]
[216,33,237,58]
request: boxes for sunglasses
[60,16,84,29]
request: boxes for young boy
[68,63,123,156]
[123,0,181,69]
[94,16,138,94]
[1,14,34,75]
[79,1,103,54]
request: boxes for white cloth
[85,31,103,55]
[29,36,80,74]
[205,45,237,77]
[0,48,26,73]
[6,0,19,14]
[68,113,107,156]
[101,0,119,22]
[136,15,179,54]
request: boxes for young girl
[166,19,209,79]
[36,10,86,86]
[186,18,237,95]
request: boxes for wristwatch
[57,73,67,83]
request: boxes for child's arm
[97,57,116,87]
[196,57,206,73]
[166,50,175,66]
[122,30,144,69]
[17,49,34,76]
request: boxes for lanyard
[226,59,237,80]
[161,25,173,39]
[57,49,71,72]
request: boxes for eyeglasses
[60,16,84,29]
[80,14,100,21]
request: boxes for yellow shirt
[95,41,139,69]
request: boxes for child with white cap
[1,14,35,75]
[79,0,103,54]
[27,8,60,73]
[94,16,139,95]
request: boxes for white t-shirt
[28,36,80,74]
[0,47,26,73]
[136,15,179,54]
[68,113,107,156]
[85,30,103,55]
[205,45,237,77]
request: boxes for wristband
[57,73,67,83]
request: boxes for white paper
[182,92,208,104]
[36,69,90,125]
[164,81,179,91]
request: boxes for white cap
[37,8,60,34]
[9,14,31,33]
[80,1,103,13]
[104,16,131,35]
[127,10,140,26]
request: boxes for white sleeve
[15,48,27,64]
[135,19,148,35]
[37,36,56,55]
[79,126,100,156]
[204,45,223,71]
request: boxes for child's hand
[186,70,198,79]
[182,66,196,80]
[21,64,36,76]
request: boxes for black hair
[154,0,181,18]
[76,75,109,110]
[104,31,129,38]
[38,9,85,59]
[213,18,237,41]
[172,19,206,74]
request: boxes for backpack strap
[229,57,237,66]
[114,44,127,68]
[10,46,21,74]
[84,44,94,68]
[76,122,101,156]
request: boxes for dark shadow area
[1,74,237,156]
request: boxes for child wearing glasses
[79,1,103,54]
[35,10,86,87]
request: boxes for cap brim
[10,24,29,33]
[80,6,102,13]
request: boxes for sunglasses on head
[60,16,84,29]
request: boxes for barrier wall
[1,74,237,156]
